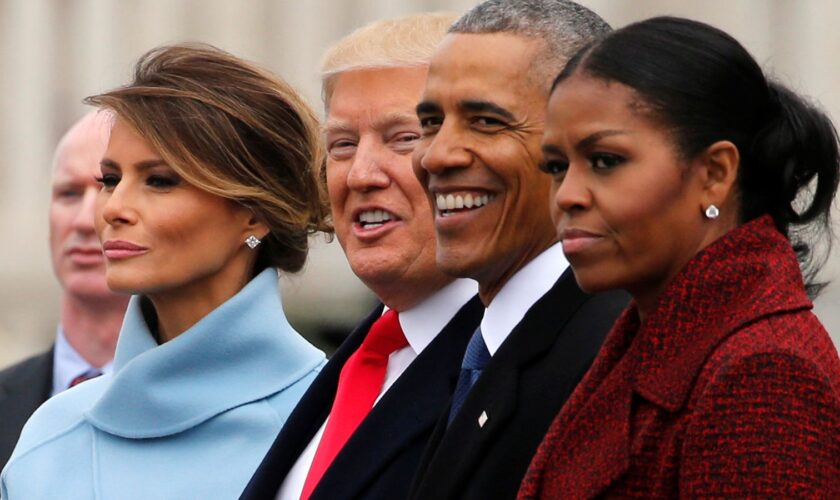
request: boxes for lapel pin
[478,411,488,428]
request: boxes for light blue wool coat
[1,269,324,499]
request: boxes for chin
[64,279,123,299]
[570,268,620,295]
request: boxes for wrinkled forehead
[422,32,547,111]
[325,66,429,132]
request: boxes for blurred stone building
[1,0,838,365]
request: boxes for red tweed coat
[519,216,840,498]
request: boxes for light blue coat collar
[85,269,323,439]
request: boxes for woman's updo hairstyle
[554,16,839,293]
[86,43,331,274]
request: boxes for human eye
[327,138,357,160]
[590,153,624,171]
[54,185,82,200]
[418,115,442,134]
[391,131,421,153]
[95,174,120,190]
[146,174,180,189]
[539,158,569,176]
[472,116,507,129]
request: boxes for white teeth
[437,196,447,211]
[358,210,394,225]
[445,194,455,210]
[434,193,495,214]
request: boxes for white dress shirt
[480,242,569,356]
[277,278,478,500]
[51,327,113,397]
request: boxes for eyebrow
[416,99,517,123]
[543,130,632,156]
[100,158,168,170]
[416,101,441,116]
[577,130,630,150]
[324,112,419,135]
[460,100,516,121]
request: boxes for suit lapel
[241,306,382,498]
[312,297,482,499]
[0,348,53,467]
[419,271,590,492]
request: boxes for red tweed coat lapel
[519,216,832,499]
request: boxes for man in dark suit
[241,13,483,500]
[0,112,128,470]
[408,1,628,498]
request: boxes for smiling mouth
[435,192,496,217]
[356,209,400,229]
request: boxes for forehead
[547,75,647,133]
[52,117,111,182]
[423,32,546,110]
[326,66,429,130]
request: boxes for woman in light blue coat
[1,44,330,499]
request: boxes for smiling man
[0,112,128,470]
[241,14,483,500]
[408,2,629,499]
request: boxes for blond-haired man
[241,13,482,500]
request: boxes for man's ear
[696,140,740,209]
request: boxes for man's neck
[60,293,129,368]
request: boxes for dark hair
[86,44,331,274]
[554,16,839,294]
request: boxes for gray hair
[451,0,610,87]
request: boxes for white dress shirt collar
[481,242,569,355]
[395,278,479,356]
[52,326,113,397]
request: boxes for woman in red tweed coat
[520,16,840,499]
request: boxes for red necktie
[300,310,407,500]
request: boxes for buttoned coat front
[1,270,325,500]
[519,217,840,499]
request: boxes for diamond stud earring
[245,235,261,249]
[704,204,720,220]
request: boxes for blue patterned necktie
[448,327,491,425]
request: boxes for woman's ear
[697,140,740,208]
[244,214,270,242]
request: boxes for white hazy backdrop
[1,0,838,366]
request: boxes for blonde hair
[321,12,458,104]
[86,43,331,273]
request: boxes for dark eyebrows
[100,158,168,170]
[577,130,629,150]
[416,101,441,116]
[542,144,565,156]
[460,100,516,122]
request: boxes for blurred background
[1,0,838,366]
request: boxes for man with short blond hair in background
[0,111,128,470]
[241,13,483,500]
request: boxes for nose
[346,138,391,192]
[416,123,472,176]
[71,187,99,234]
[553,163,591,215]
[99,181,138,227]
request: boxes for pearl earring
[704,204,720,220]
[245,235,261,249]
